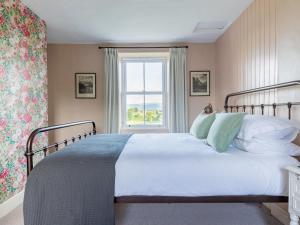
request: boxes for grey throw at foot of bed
[24,134,132,225]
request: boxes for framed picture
[75,73,96,99]
[190,71,210,96]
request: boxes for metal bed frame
[25,80,300,203]
[25,120,96,175]
[224,80,300,118]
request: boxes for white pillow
[234,138,300,156]
[237,115,299,142]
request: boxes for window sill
[120,127,169,134]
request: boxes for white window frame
[120,57,168,129]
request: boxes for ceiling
[22,0,253,44]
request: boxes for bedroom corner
[0,0,47,216]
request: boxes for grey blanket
[24,134,132,225]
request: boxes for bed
[23,80,300,225]
[115,133,297,198]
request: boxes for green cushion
[207,113,246,152]
[190,113,216,139]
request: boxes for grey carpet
[116,203,283,225]
[1,203,283,225]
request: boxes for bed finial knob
[54,143,59,151]
[261,104,265,115]
[251,105,255,114]
[272,103,277,116]
[288,102,292,120]
[43,147,47,157]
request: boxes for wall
[0,0,47,203]
[187,43,216,126]
[216,0,300,120]
[47,43,216,141]
[216,0,278,112]
[48,44,104,142]
[276,0,300,133]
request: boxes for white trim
[120,128,169,134]
[118,52,170,59]
[0,190,24,218]
[120,57,168,129]
[264,203,290,225]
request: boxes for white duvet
[115,133,299,197]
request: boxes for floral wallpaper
[0,0,47,203]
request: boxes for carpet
[1,203,283,225]
[116,203,282,225]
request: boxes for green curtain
[169,48,188,133]
[104,48,119,133]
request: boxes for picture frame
[190,71,210,96]
[75,73,96,99]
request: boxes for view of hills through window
[120,58,167,127]
[127,95,163,126]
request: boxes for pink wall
[187,43,216,126]
[276,0,300,122]
[48,44,104,143]
[216,0,278,112]
[216,0,300,121]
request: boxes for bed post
[224,95,229,113]
[25,129,39,175]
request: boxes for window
[120,57,168,129]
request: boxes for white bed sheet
[115,133,299,197]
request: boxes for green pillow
[190,112,216,139]
[207,113,246,152]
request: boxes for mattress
[115,133,299,197]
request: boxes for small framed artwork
[75,73,96,99]
[190,71,210,96]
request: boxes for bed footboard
[25,120,96,176]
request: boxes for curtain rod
[98,46,188,49]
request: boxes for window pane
[145,62,163,92]
[126,62,144,92]
[126,95,144,126]
[145,95,163,126]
